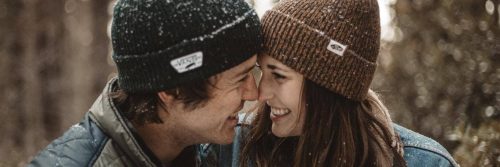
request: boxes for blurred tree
[0,0,113,165]
[372,0,500,166]
[1,0,498,166]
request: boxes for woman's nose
[257,77,273,102]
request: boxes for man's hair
[111,77,215,126]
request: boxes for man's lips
[228,103,244,121]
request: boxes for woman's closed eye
[272,72,286,80]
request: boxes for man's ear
[158,91,176,107]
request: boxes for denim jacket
[199,122,459,167]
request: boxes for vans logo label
[170,51,203,73]
[327,40,347,56]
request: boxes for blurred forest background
[0,0,498,166]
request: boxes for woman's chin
[272,124,302,137]
[271,125,290,137]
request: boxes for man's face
[165,56,258,144]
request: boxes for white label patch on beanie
[327,39,347,56]
[170,51,203,73]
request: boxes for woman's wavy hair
[240,79,406,167]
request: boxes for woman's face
[257,54,305,137]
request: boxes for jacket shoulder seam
[88,137,110,167]
[403,145,458,167]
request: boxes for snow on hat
[111,0,262,92]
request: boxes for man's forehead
[232,56,257,73]
[212,56,256,80]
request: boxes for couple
[30,0,458,166]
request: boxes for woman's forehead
[258,55,292,71]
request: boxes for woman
[235,0,459,166]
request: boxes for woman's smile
[269,106,291,121]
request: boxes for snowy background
[0,0,498,166]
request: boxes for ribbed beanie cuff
[261,0,380,101]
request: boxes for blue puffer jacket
[200,122,460,167]
[29,78,210,167]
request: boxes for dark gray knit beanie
[111,0,262,93]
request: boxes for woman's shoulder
[393,124,460,167]
[227,115,460,167]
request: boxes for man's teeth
[271,107,290,116]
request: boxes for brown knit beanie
[261,0,380,101]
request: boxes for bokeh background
[0,0,498,166]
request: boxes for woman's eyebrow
[267,64,278,70]
[267,64,290,73]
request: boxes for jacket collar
[88,78,162,167]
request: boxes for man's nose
[241,73,258,101]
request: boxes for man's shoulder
[394,124,459,167]
[29,113,109,167]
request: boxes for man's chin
[215,132,235,145]
[218,140,233,145]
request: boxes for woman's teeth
[271,107,291,116]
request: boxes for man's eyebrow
[235,65,255,77]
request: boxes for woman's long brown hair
[240,79,407,167]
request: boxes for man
[29,0,261,166]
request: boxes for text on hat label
[327,39,347,56]
[170,51,203,73]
